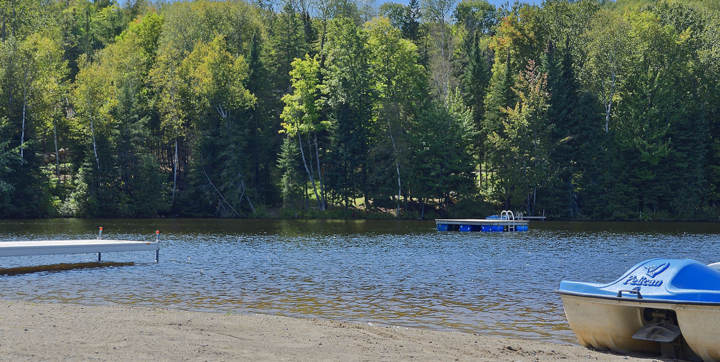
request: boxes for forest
[0,0,718,220]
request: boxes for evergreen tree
[402,0,421,41]
[406,91,475,218]
[323,17,374,209]
[480,51,513,194]
[268,0,308,94]
[486,60,551,211]
[539,43,582,217]
[246,30,280,206]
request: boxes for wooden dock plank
[0,239,158,258]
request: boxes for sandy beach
[0,300,661,361]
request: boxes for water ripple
[0,219,718,344]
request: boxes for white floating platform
[0,239,159,260]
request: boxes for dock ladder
[500,210,515,231]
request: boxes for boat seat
[707,262,720,272]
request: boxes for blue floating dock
[435,218,529,232]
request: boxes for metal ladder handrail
[500,210,515,220]
[500,210,515,231]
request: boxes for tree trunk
[20,89,26,159]
[242,178,255,214]
[303,174,308,210]
[533,187,537,216]
[387,121,402,217]
[202,168,240,217]
[394,158,401,215]
[298,132,322,210]
[90,116,100,170]
[172,138,178,205]
[6,43,14,119]
[54,121,60,182]
[236,171,255,214]
[604,71,616,133]
[440,24,449,98]
[306,133,317,205]
[313,133,327,210]
[20,70,28,159]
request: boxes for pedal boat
[558,258,720,361]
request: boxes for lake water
[0,219,718,343]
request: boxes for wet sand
[0,300,659,361]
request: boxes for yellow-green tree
[366,17,424,214]
[178,35,257,215]
[487,60,551,211]
[280,54,326,210]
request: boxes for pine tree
[402,0,421,41]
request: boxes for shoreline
[2,216,720,222]
[0,300,660,361]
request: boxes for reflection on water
[0,219,718,343]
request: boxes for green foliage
[323,17,374,207]
[406,91,476,214]
[279,54,325,209]
[280,55,323,136]
[0,137,17,211]
[482,56,513,156]
[454,0,497,36]
[453,2,493,166]
[486,60,551,211]
[539,42,602,218]
[1,0,719,220]
[268,0,309,92]
[365,17,426,211]
[379,3,407,29]
[176,35,258,216]
[278,136,304,208]
[402,0,422,41]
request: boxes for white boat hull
[561,294,720,361]
[676,304,720,361]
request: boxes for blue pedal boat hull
[558,258,720,361]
